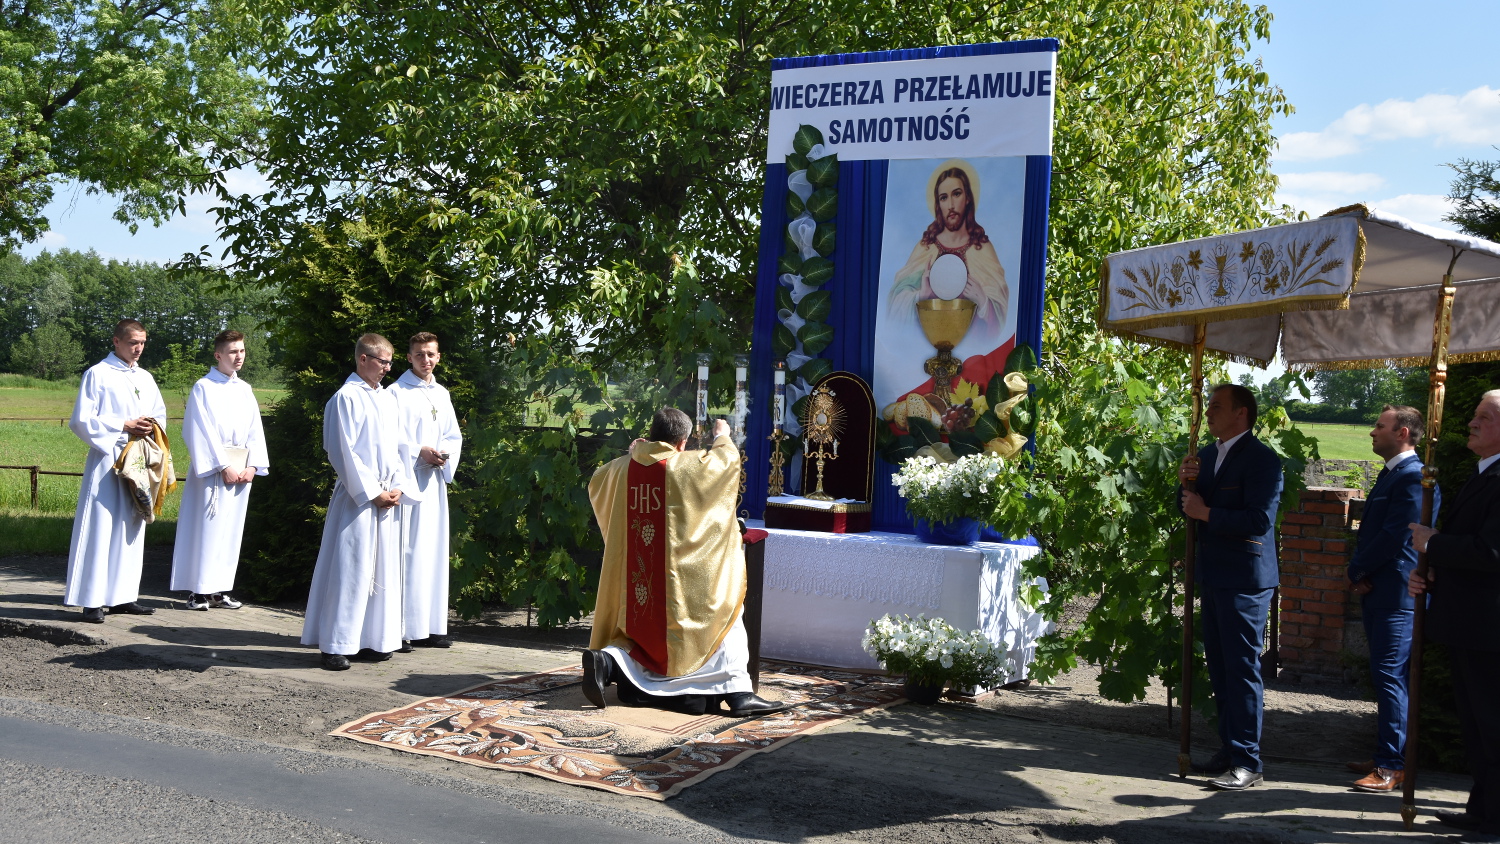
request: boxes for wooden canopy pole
[1401,262,1458,829]
[1178,323,1208,777]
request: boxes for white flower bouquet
[862,613,1013,689]
[891,453,1007,524]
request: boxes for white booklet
[222,446,250,474]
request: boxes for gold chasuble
[588,435,745,678]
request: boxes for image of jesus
[888,160,1009,334]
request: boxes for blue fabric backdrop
[746,40,1055,533]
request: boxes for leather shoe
[108,601,155,615]
[81,607,105,624]
[414,635,452,648]
[321,653,351,671]
[1345,759,1375,775]
[1352,766,1403,792]
[722,692,793,718]
[581,649,614,709]
[353,648,392,662]
[1209,767,1264,790]
[1190,750,1231,776]
[1437,810,1483,831]
[397,640,414,653]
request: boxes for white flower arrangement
[891,452,1007,524]
[862,613,1014,689]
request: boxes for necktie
[1374,467,1389,489]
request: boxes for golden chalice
[916,298,976,403]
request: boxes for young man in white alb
[65,319,167,623]
[301,333,409,670]
[390,331,462,650]
[170,329,269,610]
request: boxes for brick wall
[1277,487,1364,684]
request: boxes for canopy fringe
[1099,324,1274,368]
[1287,347,1500,372]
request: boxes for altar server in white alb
[391,332,462,650]
[301,333,410,671]
[65,319,167,623]
[170,329,269,610]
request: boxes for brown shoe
[1345,759,1375,775]
[1352,767,1403,792]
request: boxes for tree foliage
[0,0,266,252]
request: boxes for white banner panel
[766,51,1056,162]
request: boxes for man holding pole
[1178,383,1283,791]
[1345,405,1431,792]
[1409,390,1500,839]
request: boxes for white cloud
[1370,193,1456,229]
[1277,86,1500,161]
[39,230,67,249]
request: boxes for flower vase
[902,678,945,705]
[914,516,980,546]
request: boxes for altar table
[750,522,1052,685]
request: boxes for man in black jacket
[1410,390,1500,841]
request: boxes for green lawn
[1293,421,1375,462]
[0,372,285,421]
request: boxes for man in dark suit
[1179,383,1283,791]
[1410,390,1500,841]
[1346,405,1432,792]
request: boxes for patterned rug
[331,661,905,799]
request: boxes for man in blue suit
[1179,383,1283,791]
[1346,405,1432,792]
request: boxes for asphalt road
[0,702,709,844]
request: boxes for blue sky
[21,1,1500,270]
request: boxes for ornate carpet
[331,661,904,799]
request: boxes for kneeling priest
[583,409,786,718]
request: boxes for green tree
[8,321,84,379]
[1312,367,1405,419]
[0,0,267,252]
[224,0,1299,709]
[1445,153,1500,241]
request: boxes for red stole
[625,457,669,674]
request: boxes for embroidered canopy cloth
[1099,204,1500,368]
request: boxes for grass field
[1294,421,1375,462]
[0,375,276,555]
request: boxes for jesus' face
[936,176,969,233]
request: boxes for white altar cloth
[751,522,1052,686]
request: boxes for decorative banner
[1100,215,1365,330]
[767,51,1055,162]
[747,40,1056,534]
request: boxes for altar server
[391,332,462,650]
[65,319,167,622]
[301,333,409,671]
[170,329,269,610]
[582,409,786,717]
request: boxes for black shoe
[581,649,613,709]
[1437,810,1483,831]
[1209,767,1264,790]
[397,640,414,653]
[321,653,351,671]
[81,607,105,624]
[1191,750,1232,776]
[108,601,155,615]
[722,692,793,717]
[353,648,392,662]
[664,694,710,716]
[414,635,452,648]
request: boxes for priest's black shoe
[1437,810,1483,831]
[414,635,452,648]
[321,653,351,671]
[1190,750,1232,776]
[582,649,615,709]
[109,601,155,615]
[353,648,392,662]
[722,692,792,717]
[81,607,105,623]
[397,640,414,653]
[1208,767,1264,790]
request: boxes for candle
[833,439,838,456]
[697,364,710,380]
[772,361,786,431]
[773,368,785,386]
